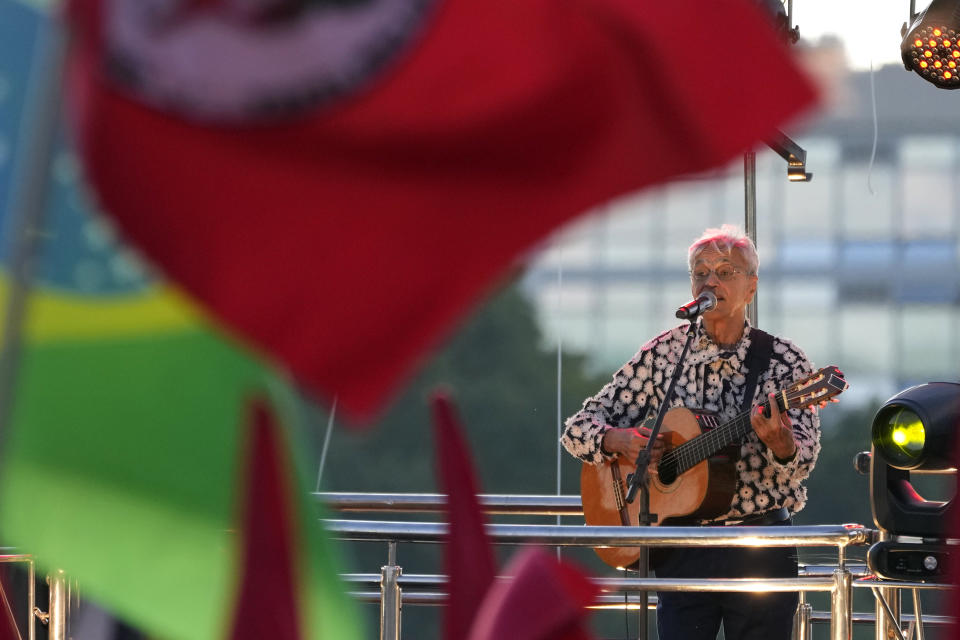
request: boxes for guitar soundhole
[657,462,678,485]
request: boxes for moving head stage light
[868,382,960,582]
[901,0,960,88]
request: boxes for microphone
[675,290,717,319]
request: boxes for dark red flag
[68,0,818,421]
[432,392,497,640]
[0,571,20,640]
[467,548,599,640]
[948,436,960,638]
[231,398,302,640]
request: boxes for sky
[793,0,932,70]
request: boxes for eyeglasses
[689,265,749,283]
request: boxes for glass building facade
[522,53,960,408]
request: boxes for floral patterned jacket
[561,320,821,520]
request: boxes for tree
[311,281,609,637]
[318,281,605,495]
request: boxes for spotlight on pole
[901,0,960,89]
[766,130,812,182]
[867,382,960,582]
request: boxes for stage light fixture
[867,382,959,582]
[900,0,960,89]
[869,382,959,539]
[867,540,953,583]
[754,0,800,44]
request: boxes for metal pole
[911,588,924,640]
[27,559,34,640]
[380,565,402,640]
[326,519,870,547]
[876,532,901,640]
[380,543,401,640]
[0,12,67,470]
[555,261,563,560]
[47,571,66,640]
[872,587,907,640]
[830,566,852,640]
[743,152,758,327]
[636,565,648,640]
[793,592,812,640]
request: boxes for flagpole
[0,15,68,470]
[555,261,563,561]
[743,151,758,327]
[316,396,338,492]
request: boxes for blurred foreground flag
[432,393,497,640]
[68,0,817,420]
[431,393,599,639]
[467,549,599,640]
[0,179,361,638]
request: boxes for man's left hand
[751,392,797,461]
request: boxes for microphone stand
[624,315,702,640]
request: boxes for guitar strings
[654,380,840,479]
[661,397,780,472]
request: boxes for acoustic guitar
[580,365,847,569]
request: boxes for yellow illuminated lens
[925,50,934,57]
[878,407,925,467]
[946,71,954,79]
[934,29,942,36]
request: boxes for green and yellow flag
[0,12,362,628]
[1,275,361,639]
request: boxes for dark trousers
[653,521,798,640]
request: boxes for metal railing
[0,553,69,640]
[318,492,956,640]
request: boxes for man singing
[561,224,822,640]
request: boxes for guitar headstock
[783,365,848,411]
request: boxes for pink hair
[687,224,759,275]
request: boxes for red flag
[230,398,303,640]
[68,0,818,421]
[0,571,20,640]
[467,548,599,640]
[432,392,497,640]
[948,437,960,638]
[432,393,599,640]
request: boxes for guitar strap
[741,328,774,413]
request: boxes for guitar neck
[668,393,786,477]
